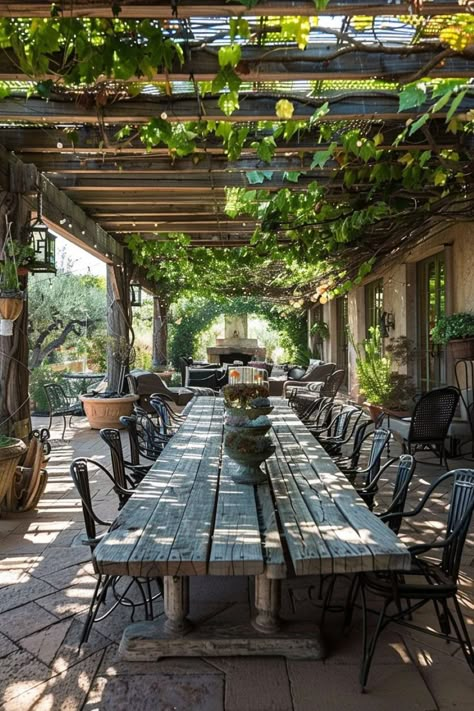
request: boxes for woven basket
[0,439,27,506]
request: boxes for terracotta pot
[364,402,384,422]
[80,394,139,429]
[0,439,27,507]
[448,337,474,360]
[0,296,24,322]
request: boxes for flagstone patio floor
[0,414,472,710]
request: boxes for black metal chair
[335,418,374,472]
[44,383,83,440]
[99,428,149,500]
[317,405,363,456]
[149,394,185,436]
[344,428,391,487]
[356,452,415,514]
[133,405,172,453]
[120,414,163,466]
[70,458,160,645]
[396,386,460,468]
[377,454,416,534]
[357,468,474,690]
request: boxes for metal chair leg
[343,575,361,633]
[61,414,67,440]
[360,597,389,692]
[451,596,474,670]
[80,574,108,646]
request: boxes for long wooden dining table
[94,396,410,661]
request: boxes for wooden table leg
[253,575,281,634]
[163,575,192,635]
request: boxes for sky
[55,233,106,277]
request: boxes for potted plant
[354,326,415,420]
[0,225,25,336]
[431,312,474,359]
[0,435,27,507]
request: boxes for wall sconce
[379,310,395,338]
[130,282,142,307]
[24,190,56,273]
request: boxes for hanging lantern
[25,190,56,273]
[130,282,142,307]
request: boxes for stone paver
[0,414,472,710]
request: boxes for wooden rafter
[0,47,472,83]
[1,92,473,124]
[0,123,462,156]
[0,1,463,18]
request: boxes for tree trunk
[152,296,168,368]
[106,262,133,393]
[0,190,31,439]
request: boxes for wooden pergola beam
[1,92,472,124]
[0,47,471,83]
[0,1,462,18]
[0,123,461,156]
[18,146,472,176]
[53,172,334,190]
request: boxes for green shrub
[355,326,414,408]
[431,312,474,345]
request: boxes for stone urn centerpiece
[223,384,275,485]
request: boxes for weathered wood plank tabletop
[94,396,410,660]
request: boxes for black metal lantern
[25,191,56,273]
[130,281,142,307]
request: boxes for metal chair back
[119,415,141,465]
[409,386,459,444]
[344,418,373,470]
[133,406,167,458]
[70,458,113,553]
[442,469,474,580]
[385,454,416,534]
[44,383,70,413]
[364,428,391,487]
[99,428,130,497]
[331,405,361,440]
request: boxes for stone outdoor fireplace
[207,314,266,365]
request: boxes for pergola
[0,0,473,436]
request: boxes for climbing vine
[0,10,472,303]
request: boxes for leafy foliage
[354,326,414,408]
[28,272,106,368]
[431,312,474,345]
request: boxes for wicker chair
[357,468,474,690]
[391,386,460,468]
[283,362,336,398]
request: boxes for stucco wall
[344,220,474,395]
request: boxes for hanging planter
[0,217,25,336]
